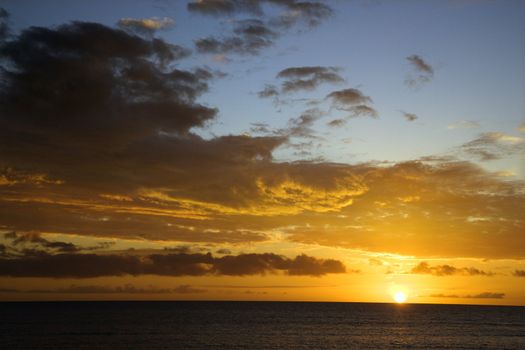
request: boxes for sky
[0,0,524,305]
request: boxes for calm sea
[1,301,524,349]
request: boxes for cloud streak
[0,251,346,278]
[411,262,493,276]
[429,292,505,299]
[405,54,434,88]
[117,17,175,35]
[195,19,278,55]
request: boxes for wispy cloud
[429,292,505,299]
[195,19,278,55]
[117,17,175,35]
[460,132,525,161]
[411,262,493,276]
[448,120,480,129]
[402,111,418,122]
[513,270,525,277]
[405,54,434,88]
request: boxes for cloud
[448,120,480,129]
[519,122,525,132]
[326,88,372,106]
[187,1,332,29]
[513,270,525,277]
[0,284,207,294]
[172,284,208,294]
[325,88,378,118]
[405,54,434,88]
[0,18,524,261]
[0,251,346,278]
[269,1,333,29]
[0,8,8,41]
[284,108,325,138]
[402,112,418,122]
[258,66,344,102]
[4,231,79,253]
[328,119,346,127]
[410,262,493,276]
[195,19,278,55]
[460,132,525,161]
[0,21,210,150]
[187,0,263,16]
[277,66,344,93]
[117,17,175,35]
[257,84,279,98]
[429,292,505,299]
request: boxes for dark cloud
[326,88,377,118]
[0,251,346,278]
[269,1,333,29]
[285,108,324,138]
[513,270,525,277]
[5,231,79,253]
[402,111,418,122]
[411,262,493,276]
[258,84,279,98]
[405,54,434,88]
[326,88,371,106]
[0,284,206,294]
[429,292,505,299]
[117,17,175,36]
[0,8,8,41]
[187,1,332,29]
[187,0,263,16]
[328,119,346,127]
[195,19,278,55]
[346,105,378,118]
[2,231,115,258]
[278,66,344,93]
[0,21,211,152]
[407,54,433,74]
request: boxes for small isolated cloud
[327,88,371,106]
[429,292,505,299]
[195,19,277,55]
[326,88,377,118]
[411,262,493,276]
[328,119,346,127]
[402,111,418,122]
[277,66,344,93]
[258,84,279,98]
[460,132,525,161]
[513,270,525,277]
[448,120,480,129]
[117,17,175,35]
[405,54,434,88]
[518,122,525,132]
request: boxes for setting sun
[394,292,407,304]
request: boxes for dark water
[1,301,524,349]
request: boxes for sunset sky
[0,0,524,305]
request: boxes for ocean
[1,301,524,349]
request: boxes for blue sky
[2,0,524,176]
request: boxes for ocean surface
[1,301,524,349]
